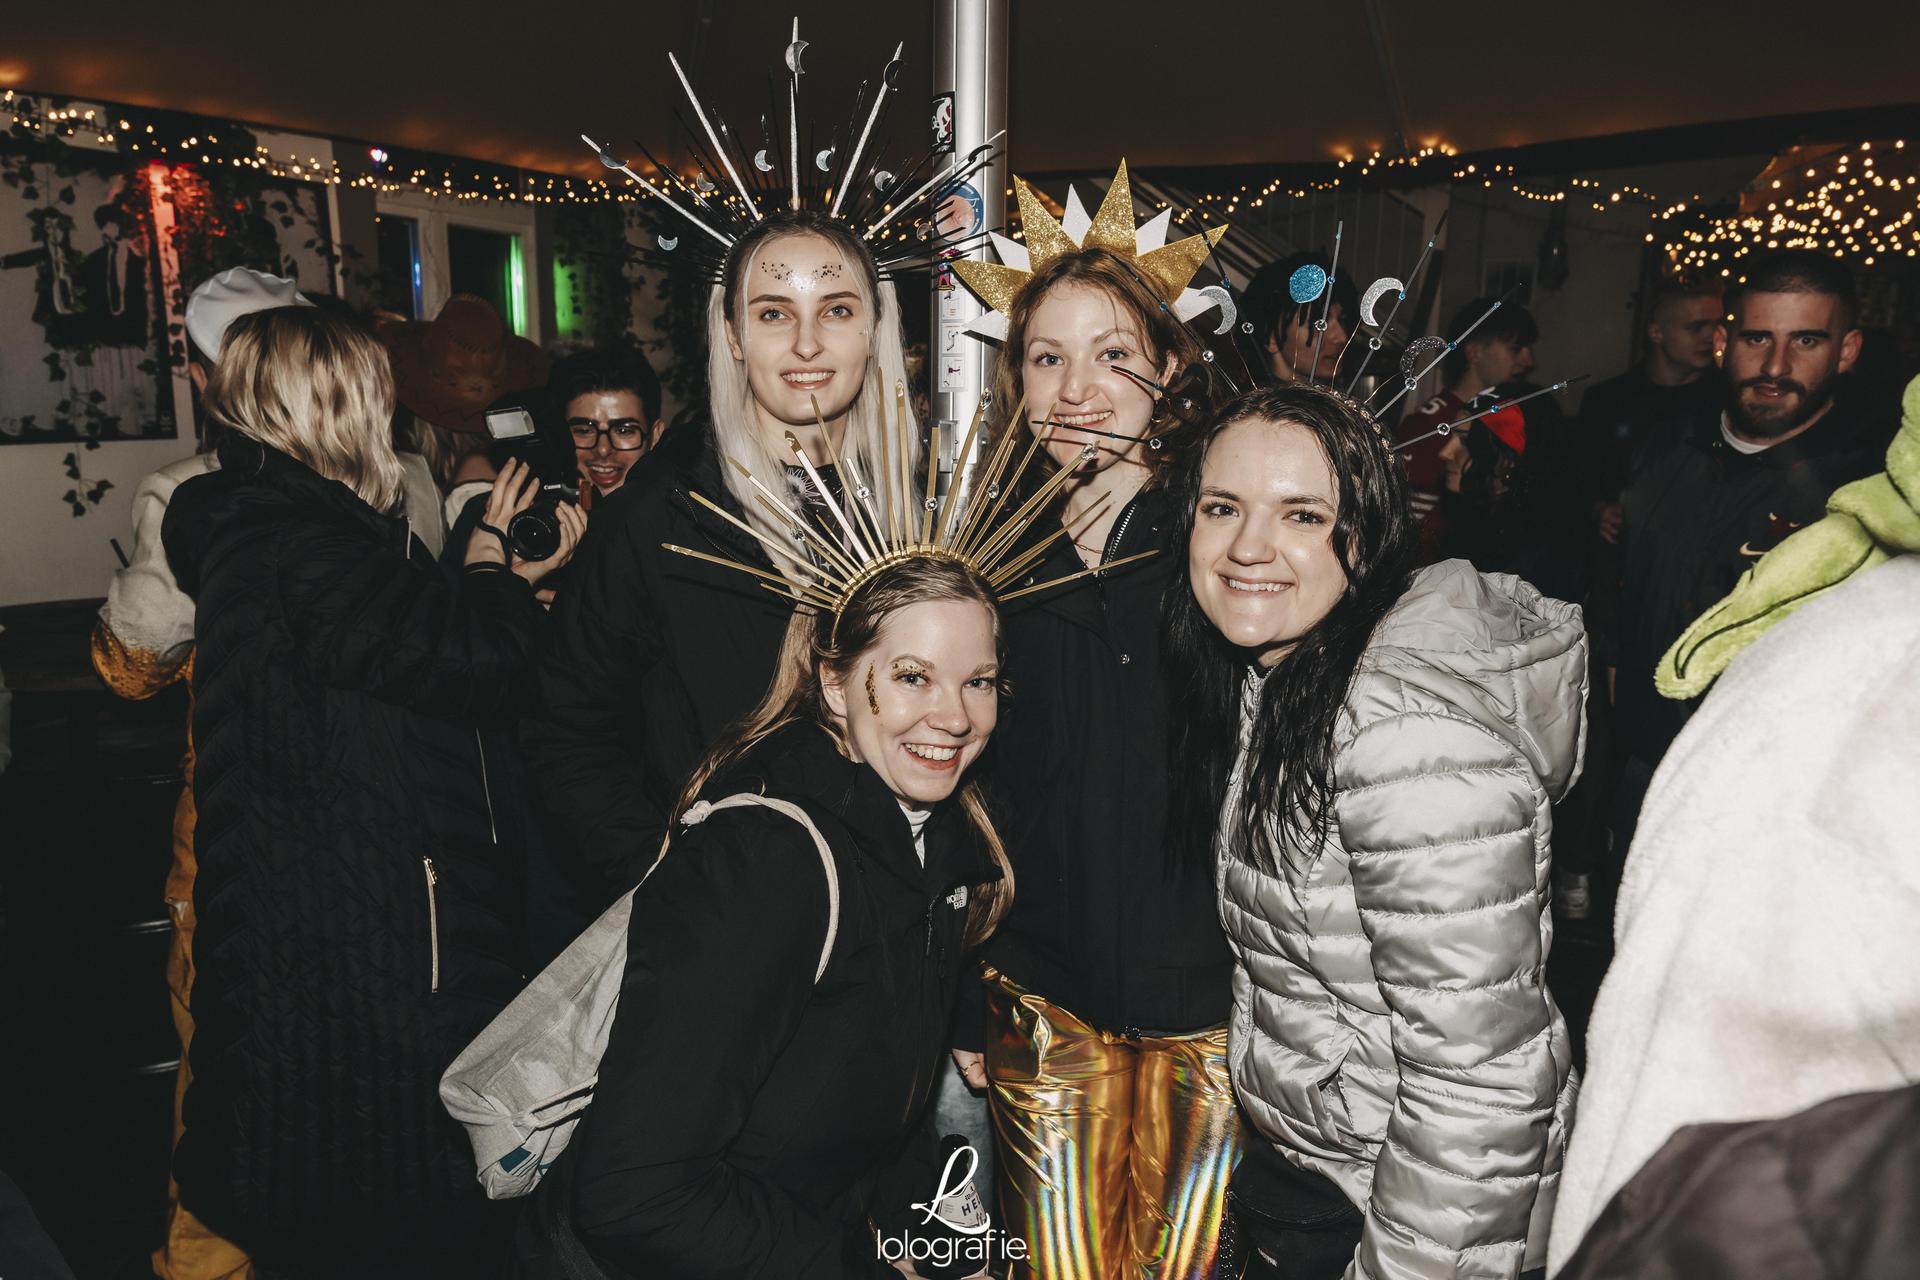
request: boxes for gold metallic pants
[984,973,1242,1280]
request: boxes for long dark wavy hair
[1163,384,1417,875]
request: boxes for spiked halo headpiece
[582,18,1002,283]
[663,389,1157,634]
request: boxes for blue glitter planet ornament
[1288,263,1328,305]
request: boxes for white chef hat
[184,267,314,363]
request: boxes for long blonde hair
[705,210,921,548]
[209,308,407,513]
[677,557,1013,947]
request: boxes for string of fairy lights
[5,90,1917,271]
[1653,140,1919,273]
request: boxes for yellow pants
[153,785,252,1280]
[90,630,250,1279]
[984,973,1242,1280]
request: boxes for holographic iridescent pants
[983,971,1243,1279]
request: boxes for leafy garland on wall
[0,143,159,514]
[3,118,366,514]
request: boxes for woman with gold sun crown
[945,163,1243,1279]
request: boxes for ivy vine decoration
[62,450,113,517]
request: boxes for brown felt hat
[382,294,547,434]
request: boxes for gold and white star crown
[664,391,1154,630]
[949,160,1228,341]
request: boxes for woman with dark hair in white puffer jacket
[1163,384,1583,1280]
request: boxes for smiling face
[568,389,661,496]
[1019,282,1173,476]
[725,232,872,447]
[820,597,1001,809]
[1188,417,1350,667]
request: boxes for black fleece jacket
[956,485,1231,1048]
[519,424,798,897]
[551,723,1001,1278]
[162,435,541,1259]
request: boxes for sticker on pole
[930,93,956,155]
[935,182,984,242]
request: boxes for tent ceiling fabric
[3,2,1917,177]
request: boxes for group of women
[165,164,1581,1279]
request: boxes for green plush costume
[1657,373,1920,699]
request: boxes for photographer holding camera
[443,346,664,589]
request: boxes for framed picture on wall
[0,147,176,445]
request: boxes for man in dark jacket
[1611,250,1879,851]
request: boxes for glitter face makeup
[726,233,872,441]
[760,259,844,294]
[822,599,1000,809]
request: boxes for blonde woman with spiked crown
[522,204,924,900]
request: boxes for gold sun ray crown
[662,389,1157,629]
[949,160,1229,342]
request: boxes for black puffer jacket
[532,722,1001,1278]
[957,485,1230,1046]
[162,435,542,1260]
[520,424,801,896]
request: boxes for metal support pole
[930,0,1008,495]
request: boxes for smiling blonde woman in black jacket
[161,307,582,1278]
[519,557,1014,1279]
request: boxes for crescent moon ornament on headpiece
[1199,284,1238,336]
[581,21,1003,282]
[1359,277,1403,329]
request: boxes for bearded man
[1610,249,1884,856]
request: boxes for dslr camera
[482,391,579,562]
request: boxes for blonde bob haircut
[706,209,921,548]
[207,307,407,514]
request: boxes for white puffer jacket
[1220,561,1585,1279]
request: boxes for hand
[464,458,537,569]
[512,500,587,587]
[1596,501,1623,545]
[951,1048,987,1091]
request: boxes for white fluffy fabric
[1548,556,1920,1272]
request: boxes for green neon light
[506,234,528,336]
[552,253,578,341]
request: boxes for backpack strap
[676,794,842,983]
